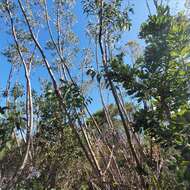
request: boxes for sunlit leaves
[83,0,133,46]
[11,83,24,100]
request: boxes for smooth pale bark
[4,65,13,109]
[97,1,146,187]
[5,2,34,189]
[17,0,105,180]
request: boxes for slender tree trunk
[97,1,145,187]
[17,0,103,179]
[5,2,34,188]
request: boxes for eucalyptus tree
[82,0,150,188]
[13,1,143,189]
[0,0,81,188]
[0,2,40,188]
[0,0,113,189]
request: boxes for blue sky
[0,0,186,111]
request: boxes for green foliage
[108,4,190,188]
[0,84,26,160]
[109,6,190,116]
[31,84,90,189]
[1,1,190,189]
[83,0,133,45]
[110,6,190,114]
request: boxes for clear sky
[0,0,186,111]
